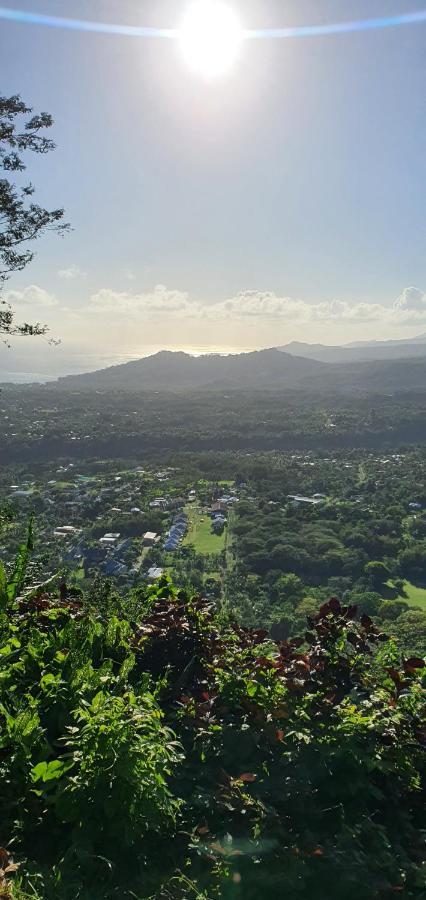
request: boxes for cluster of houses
[163,511,188,552]
[4,466,244,584]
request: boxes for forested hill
[51,348,426,394]
[55,349,325,391]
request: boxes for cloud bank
[4,285,58,308]
[87,285,426,326]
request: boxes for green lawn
[399,580,426,611]
[385,579,426,611]
[183,507,226,555]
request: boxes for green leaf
[31,759,69,783]
[0,561,7,607]
[6,516,34,603]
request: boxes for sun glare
[178,1,243,78]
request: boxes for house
[210,501,227,517]
[99,532,120,546]
[212,516,226,532]
[143,531,158,546]
[164,536,179,551]
[168,497,186,509]
[114,538,132,555]
[288,494,325,507]
[84,547,107,565]
[103,560,128,577]
[147,566,164,580]
[173,514,187,525]
[54,525,81,538]
[149,497,168,509]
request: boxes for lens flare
[0,4,425,45]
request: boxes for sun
[178,1,243,78]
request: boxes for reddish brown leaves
[0,848,19,897]
[404,657,425,673]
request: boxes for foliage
[0,94,68,337]
[0,517,34,609]
[0,570,424,899]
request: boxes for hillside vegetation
[49,349,426,395]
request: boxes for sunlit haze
[178,1,243,78]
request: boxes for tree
[364,559,390,589]
[380,599,410,621]
[348,590,383,616]
[0,94,68,338]
[389,608,426,656]
[272,573,304,607]
[399,542,426,581]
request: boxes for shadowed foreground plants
[0,576,424,899]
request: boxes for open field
[183,506,226,555]
[399,580,426,611]
[385,579,426,611]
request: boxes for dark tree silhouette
[0,94,69,338]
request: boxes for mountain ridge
[278,336,426,363]
[54,348,326,391]
[45,347,426,395]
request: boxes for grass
[399,579,426,611]
[385,579,426,611]
[183,507,226,555]
[72,566,86,582]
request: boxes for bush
[0,577,424,900]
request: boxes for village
[1,461,245,588]
[1,447,426,663]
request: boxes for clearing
[398,579,426,611]
[183,506,226,555]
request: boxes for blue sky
[1,0,426,377]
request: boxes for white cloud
[58,265,85,280]
[393,286,426,312]
[87,285,426,328]
[89,284,199,317]
[4,284,58,308]
[207,292,389,323]
[9,283,426,347]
